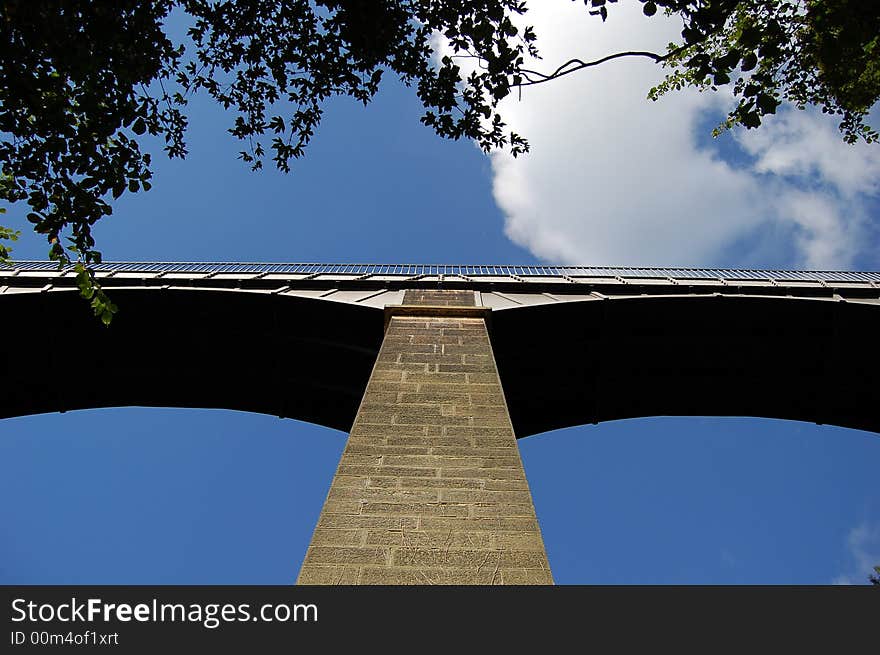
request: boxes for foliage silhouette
[1,1,877,322]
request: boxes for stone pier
[296,289,552,584]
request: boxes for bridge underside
[1,285,877,436]
[0,289,383,432]
[491,295,880,436]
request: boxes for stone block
[304,546,389,566]
[297,565,361,585]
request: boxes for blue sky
[1,3,879,584]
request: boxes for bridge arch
[490,294,880,436]
[0,287,384,431]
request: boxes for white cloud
[733,108,880,268]
[482,2,880,269]
[736,110,880,199]
[833,521,880,585]
[770,189,863,270]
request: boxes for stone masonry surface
[297,290,553,584]
[401,289,476,307]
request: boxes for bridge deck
[1,262,878,436]
[3,262,879,312]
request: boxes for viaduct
[2,261,879,584]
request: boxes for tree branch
[514,18,734,89]
[518,46,688,87]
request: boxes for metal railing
[3,261,879,283]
